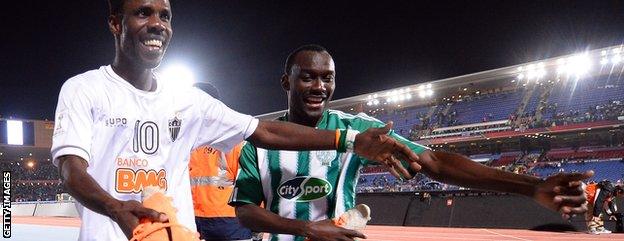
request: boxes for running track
[8,216,624,241]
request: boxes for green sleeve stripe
[268,150,282,214]
[230,143,264,205]
[295,151,310,224]
[342,155,361,211]
[390,131,429,154]
[325,154,341,219]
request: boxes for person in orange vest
[584,180,623,234]
[190,82,256,241]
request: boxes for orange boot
[129,186,201,241]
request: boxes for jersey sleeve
[50,79,95,167]
[193,91,259,152]
[229,142,264,206]
[346,112,429,174]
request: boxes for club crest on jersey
[314,150,336,167]
[277,176,332,202]
[168,116,181,142]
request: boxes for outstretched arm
[248,121,421,178]
[58,155,167,238]
[413,150,592,216]
[235,204,366,241]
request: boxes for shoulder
[327,110,384,129]
[58,68,109,100]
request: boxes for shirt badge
[168,116,181,142]
[314,150,337,167]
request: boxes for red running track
[13,216,624,240]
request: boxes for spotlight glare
[567,54,591,77]
[160,64,196,90]
[612,55,621,64]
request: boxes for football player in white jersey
[51,1,421,240]
[230,45,594,241]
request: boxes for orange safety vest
[189,143,243,218]
[585,183,598,204]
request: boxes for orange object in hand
[129,186,201,241]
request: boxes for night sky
[2,0,623,120]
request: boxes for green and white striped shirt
[230,110,427,241]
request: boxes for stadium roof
[257,45,623,120]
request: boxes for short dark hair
[284,44,328,75]
[107,0,125,15]
[108,0,174,16]
[194,82,220,100]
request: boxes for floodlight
[7,120,24,145]
[614,48,622,54]
[527,70,536,79]
[517,73,524,80]
[536,69,546,78]
[612,55,621,64]
[601,50,607,56]
[601,58,609,65]
[426,83,432,89]
[567,54,591,76]
[373,94,378,98]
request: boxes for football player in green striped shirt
[230,45,592,241]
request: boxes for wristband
[337,129,348,152]
[334,129,341,149]
[345,129,359,152]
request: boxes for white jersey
[51,65,258,241]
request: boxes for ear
[108,15,121,35]
[280,74,290,92]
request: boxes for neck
[287,109,322,127]
[111,57,157,91]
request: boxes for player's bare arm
[247,120,420,178]
[235,203,366,241]
[413,150,593,216]
[58,155,167,238]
